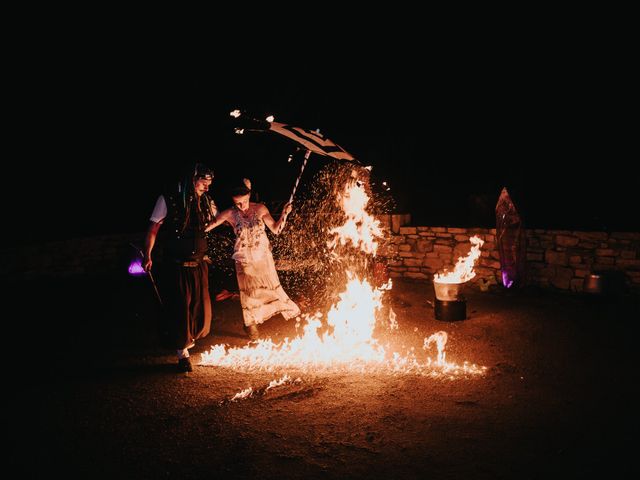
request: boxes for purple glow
[501,270,514,288]
[128,259,146,276]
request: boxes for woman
[205,178,300,339]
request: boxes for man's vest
[162,192,215,261]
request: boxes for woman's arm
[205,209,232,233]
[262,202,293,235]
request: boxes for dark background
[8,38,635,248]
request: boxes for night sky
[11,42,634,248]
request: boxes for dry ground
[6,274,639,479]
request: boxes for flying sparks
[201,165,486,379]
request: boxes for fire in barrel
[433,236,484,321]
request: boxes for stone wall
[377,226,640,294]
[2,223,639,294]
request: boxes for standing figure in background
[143,163,217,372]
[205,178,300,340]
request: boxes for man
[143,163,217,372]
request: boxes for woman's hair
[230,178,252,197]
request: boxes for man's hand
[143,255,153,272]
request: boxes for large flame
[201,275,485,377]
[327,179,384,255]
[201,173,486,380]
[434,235,485,284]
[201,275,386,371]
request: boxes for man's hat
[193,163,214,181]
